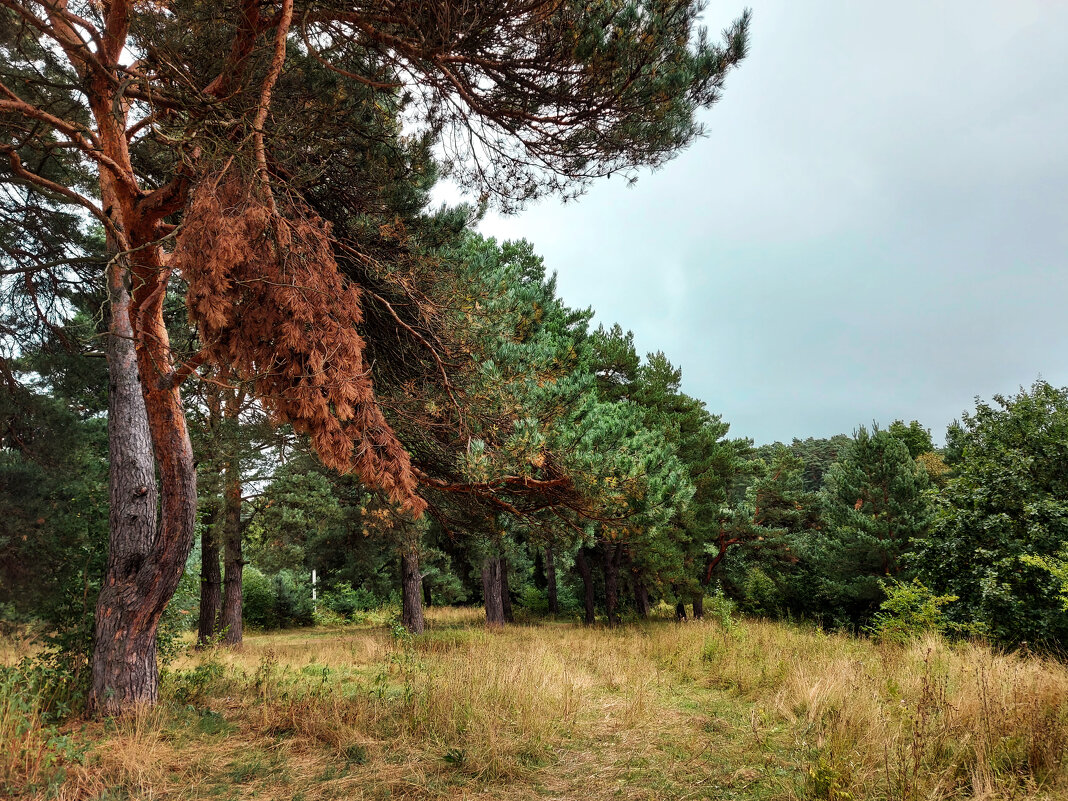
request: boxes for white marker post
[311,569,317,603]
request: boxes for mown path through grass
[7,607,1068,800]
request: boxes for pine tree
[811,425,932,626]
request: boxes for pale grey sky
[447,1,1068,445]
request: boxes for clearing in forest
[4,607,1068,800]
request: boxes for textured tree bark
[197,502,222,646]
[401,547,425,634]
[575,548,596,625]
[218,461,244,646]
[692,593,704,620]
[90,266,162,714]
[602,543,622,626]
[634,579,651,618]
[545,547,559,615]
[481,555,504,626]
[85,56,198,712]
[500,558,514,623]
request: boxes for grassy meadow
[4,607,1068,800]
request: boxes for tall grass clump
[753,629,1068,800]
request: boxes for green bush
[272,571,315,628]
[242,567,277,629]
[242,568,315,630]
[321,582,379,620]
[517,586,549,614]
[706,588,739,632]
[867,579,959,643]
[740,566,780,616]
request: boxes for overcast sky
[443,1,1068,446]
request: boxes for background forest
[5,155,1068,662]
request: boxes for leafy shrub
[867,579,959,643]
[518,586,548,614]
[706,589,739,632]
[167,656,226,705]
[242,567,315,630]
[1,665,87,795]
[242,567,278,629]
[321,582,379,620]
[740,566,780,616]
[272,571,315,628]
[159,553,199,660]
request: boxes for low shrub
[321,582,379,620]
[867,579,960,643]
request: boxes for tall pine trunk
[401,545,425,634]
[482,555,504,626]
[86,71,198,716]
[218,462,243,646]
[90,268,161,714]
[575,548,596,625]
[545,547,559,615]
[197,502,222,646]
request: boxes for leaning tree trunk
[90,267,161,714]
[575,548,596,625]
[545,547,559,615]
[197,501,222,646]
[401,545,425,634]
[500,558,514,623]
[482,555,505,626]
[218,460,244,646]
[602,543,622,626]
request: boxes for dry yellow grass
[3,609,1068,800]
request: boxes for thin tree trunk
[575,548,596,625]
[602,543,622,626]
[500,557,513,623]
[218,461,243,646]
[90,267,162,714]
[422,577,432,608]
[634,579,651,619]
[197,501,222,646]
[545,547,559,615]
[692,593,704,620]
[401,546,424,634]
[482,555,504,626]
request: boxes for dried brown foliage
[173,173,424,514]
